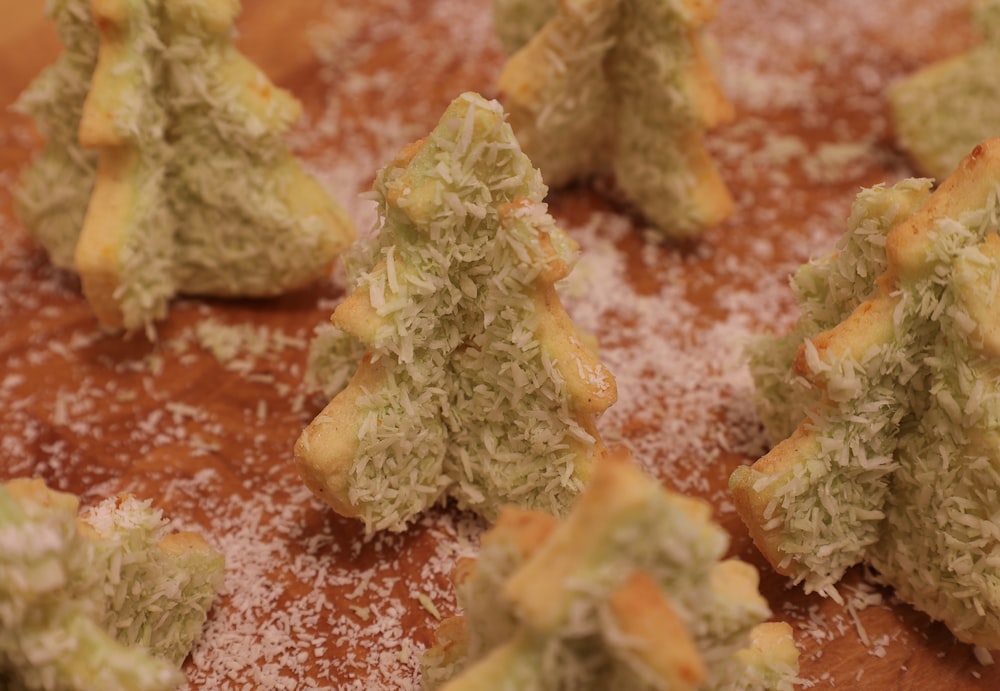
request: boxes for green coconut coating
[889,0,1000,179]
[298,92,616,533]
[14,0,353,334]
[0,480,224,691]
[497,0,733,239]
[423,454,799,690]
[734,142,1000,647]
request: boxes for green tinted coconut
[748,179,933,443]
[299,93,616,533]
[15,0,353,334]
[423,453,798,690]
[0,481,223,691]
[497,0,734,239]
[889,0,1000,179]
[12,0,100,269]
[734,143,1000,647]
[492,0,559,54]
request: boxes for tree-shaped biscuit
[889,0,1000,179]
[74,0,174,331]
[12,0,100,270]
[491,0,559,55]
[296,92,617,533]
[0,478,224,690]
[162,0,353,298]
[15,0,354,333]
[496,0,734,239]
[422,449,800,690]
[733,139,1000,647]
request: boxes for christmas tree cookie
[492,0,559,54]
[296,92,617,533]
[0,478,224,690]
[734,139,1000,647]
[73,0,173,331]
[422,449,800,690]
[12,0,101,270]
[14,0,354,333]
[163,0,351,299]
[889,0,1000,180]
[496,0,734,239]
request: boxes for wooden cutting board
[1,1,997,689]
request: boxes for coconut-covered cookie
[162,0,353,299]
[496,0,733,239]
[296,92,616,533]
[72,0,174,332]
[889,0,1000,180]
[14,0,354,334]
[422,449,800,690]
[734,139,1000,648]
[492,0,559,54]
[12,0,99,271]
[0,478,224,690]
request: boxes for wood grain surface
[1,1,997,689]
